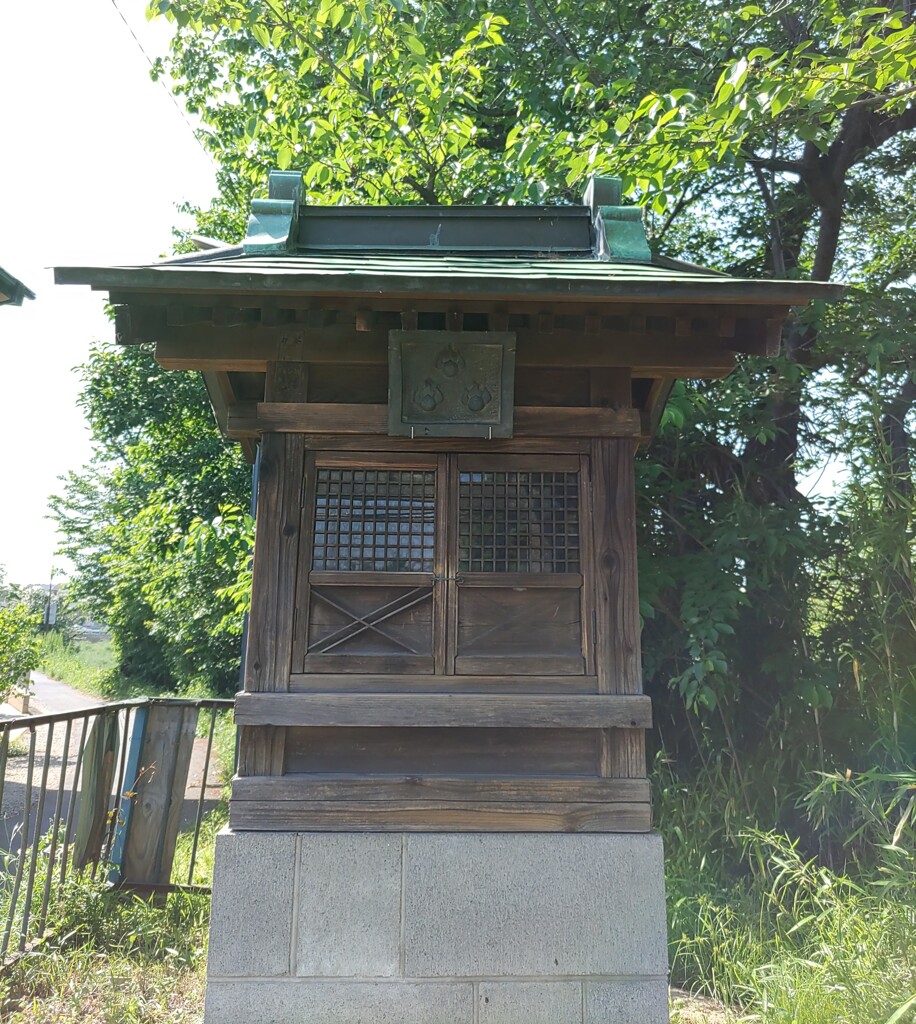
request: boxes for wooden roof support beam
[644,377,675,437]
[155,330,737,377]
[201,370,256,463]
[226,402,643,439]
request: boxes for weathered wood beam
[156,330,737,376]
[111,289,793,320]
[589,367,632,410]
[233,692,652,728]
[288,672,599,693]
[277,435,593,454]
[728,315,787,357]
[237,428,306,777]
[228,799,651,833]
[591,438,647,779]
[231,774,651,803]
[226,402,643,438]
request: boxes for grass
[36,634,120,698]
[669,834,915,1023]
[659,759,916,1024]
[2,743,911,1023]
[0,881,209,1024]
[0,674,235,1021]
[6,799,910,1024]
[173,800,229,887]
[0,794,228,1023]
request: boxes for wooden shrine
[58,172,840,1024]
[57,173,838,836]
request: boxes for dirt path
[670,989,732,1023]
[28,671,103,716]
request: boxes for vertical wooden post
[121,704,198,885]
[73,711,119,870]
[238,356,309,778]
[591,431,647,780]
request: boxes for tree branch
[745,152,804,176]
[751,163,788,278]
[523,0,581,61]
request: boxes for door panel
[296,451,590,678]
[303,583,435,673]
[452,456,588,676]
[298,456,439,674]
[454,586,585,675]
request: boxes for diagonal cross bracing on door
[309,586,433,655]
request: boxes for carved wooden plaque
[388,330,517,438]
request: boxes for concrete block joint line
[205,830,671,1024]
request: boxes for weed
[37,634,119,698]
[1,874,209,1024]
[172,802,229,886]
[660,755,916,1024]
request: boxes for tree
[51,343,252,695]
[148,0,915,742]
[43,1,911,832]
[0,603,39,704]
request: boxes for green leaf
[251,22,270,48]
[884,992,916,1024]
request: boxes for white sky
[0,0,216,585]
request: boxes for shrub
[0,604,40,704]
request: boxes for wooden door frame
[292,448,596,684]
[293,450,441,675]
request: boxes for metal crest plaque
[388,330,517,438]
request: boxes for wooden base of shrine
[203,829,670,1024]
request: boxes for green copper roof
[241,170,652,260]
[54,172,842,306]
[55,250,841,305]
[0,265,35,306]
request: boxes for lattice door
[295,452,590,678]
[298,455,441,674]
[450,454,589,676]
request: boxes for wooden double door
[292,451,595,685]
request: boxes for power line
[107,0,215,164]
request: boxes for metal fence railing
[0,697,234,959]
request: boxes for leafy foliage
[0,603,40,703]
[659,756,916,1022]
[51,344,251,696]
[140,506,254,694]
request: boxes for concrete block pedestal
[204,830,670,1024]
